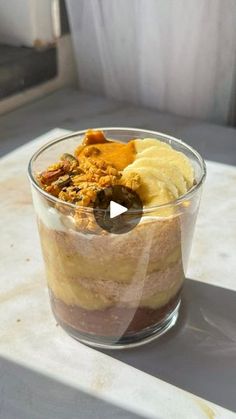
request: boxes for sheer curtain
[66,0,236,125]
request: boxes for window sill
[0,44,57,99]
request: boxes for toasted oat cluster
[37,144,140,208]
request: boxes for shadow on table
[0,356,145,419]
[102,279,236,413]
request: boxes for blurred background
[0,0,236,156]
[0,0,77,114]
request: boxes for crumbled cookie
[37,136,140,208]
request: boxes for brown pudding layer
[38,219,184,311]
[51,289,181,337]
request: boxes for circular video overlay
[93,185,143,234]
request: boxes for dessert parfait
[29,128,206,348]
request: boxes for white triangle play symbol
[109,200,128,219]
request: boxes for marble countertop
[1,127,236,419]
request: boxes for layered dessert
[34,130,195,343]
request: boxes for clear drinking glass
[28,128,206,349]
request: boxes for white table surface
[1,129,236,419]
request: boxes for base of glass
[54,300,181,350]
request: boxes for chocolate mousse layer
[50,288,181,338]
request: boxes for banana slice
[134,138,171,153]
[129,158,187,195]
[123,166,177,203]
[144,195,175,217]
[137,146,194,187]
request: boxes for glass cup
[28,128,206,349]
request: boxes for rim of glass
[28,127,206,213]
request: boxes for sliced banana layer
[123,166,176,204]
[134,138,171,153]
[136,146,194,187]
[122,137,194,210]
[129,158,187,195]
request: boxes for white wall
[66,0,236,124]
[0,0,57,47]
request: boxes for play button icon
[109,201,127,218]
[93,185,143,234]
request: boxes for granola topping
[37,130,138,208]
